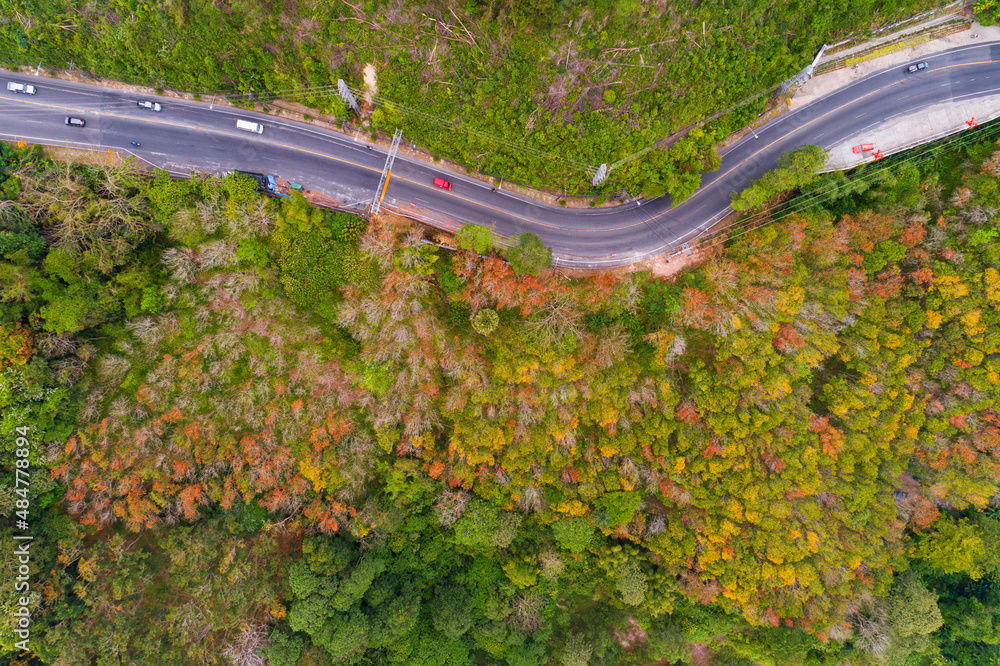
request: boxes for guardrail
[821,0,965,58]
[815,18,971,75]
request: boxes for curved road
[2,42,999,268]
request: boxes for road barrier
[815,19,971,75]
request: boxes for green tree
[560,633,593,666]
[913,516,989,579]
[456,224,496,254]
[974,0,1000,26]
[505,233,552,275]
[614,559,649,606]
[432,587,474,639]
[471,308,500,336]
[881,571,943,666]
[255,630,303,666]
[551,518,595,554]
[646,622,691,663]
[452,499,500,549]
[223,171,264,220]
[593,491,641,528]
[731,145,828,210]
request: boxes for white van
[7,82,36,94]
[236,119,263,134]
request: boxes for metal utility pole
[780,44,827,96]
[592,163,608,187]
[371,129,402,216]
[338,79,361,115]
[807,44,827,78]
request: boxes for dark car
[907,61,929,73]
[137,100,162,112]
[65,117,85,127]
[433,177,453,190]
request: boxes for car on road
[137,100,162,112]
[433,177,453,190]
[852,143,875,154]
[65,117,85,127]
[6,81,36,94]
[907,61,929,73]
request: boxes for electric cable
[686,117,1000,255]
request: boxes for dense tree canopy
[1,130,999,664]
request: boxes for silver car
[137,100,162,112]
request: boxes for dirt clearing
[363,64,378,105]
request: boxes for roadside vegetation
[731,145,828,210]
[2,119,1000,663]
[975,0,1000,25]
[0,0,938,200]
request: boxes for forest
[0,0,941,199]
[1,104,1000,664]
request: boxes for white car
[137,100,162,112]
[6,82,36,94]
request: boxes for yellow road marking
[6,59,999,235]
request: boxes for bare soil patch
[615,617,648,650]
[363,64,378,105]
[35,144,127,167]
[626,248,712,278]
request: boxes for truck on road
[236,119,264,134]
[6,82,36,94]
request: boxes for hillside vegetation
[2,122,1000,663]
[0,0,936,198]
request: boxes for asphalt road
[3,42,1000,268]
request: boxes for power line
[208,80,601,177]
[211,76,797,179]
[628,197,677,251]
[687,118,1000,255]
[755,120,1000,228]
[693,118,1000,245]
